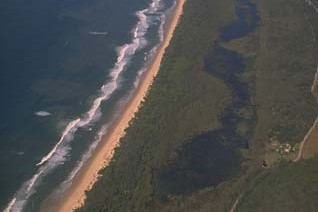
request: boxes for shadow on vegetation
[221,0,260,42]
[158,0,259,196]
[159,130,242,195]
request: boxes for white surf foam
[58,0,168,186]
[67,0,169,183]
[306,0,318,13]
[4,0,169,211]
[35,0,164,168]
[3,145,70,212]
[36,118,81,166]
[26,170,44,192]
[49,0,174,206]
[88,31,108,35]
[50,125,109,200]
[35,2,154,167]
[133,0,173,88]
[34,111,52,117]
[3,198,16,212]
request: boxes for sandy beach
[58,0,185,211]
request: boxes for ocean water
[0,0,174,211]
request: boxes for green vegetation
[78,0,238,211]
[253,0,318,165]
[78,0,318,211]
[237,158,318,212]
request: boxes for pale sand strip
[229,195,242,212]
[294,64,318,162]
[58,0,185,211]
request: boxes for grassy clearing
[253,0,318,165]
[236,158,318,212]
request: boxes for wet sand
[58,0,185,211]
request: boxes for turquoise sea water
[0,0,174,211]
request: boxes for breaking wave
[34,111,52,117]
[4,0,172,211]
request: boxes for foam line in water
[50,125,109,200]
[50,0,175,205]
[62,0,167,181]
[26,170,44,192]
[4,0,168,211]
[306,0,318,13]
[3,146,70,212]
[3,198,16,212]
[35,0,167,168]
[66,0,169,186]
[36,118,81,166]
[34,111,52,117]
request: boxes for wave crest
[4,0,170,211]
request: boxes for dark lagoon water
[221,0,260,42]
[0,0,175,211]
[159,0,259,195]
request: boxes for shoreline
[57,0,185,211]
